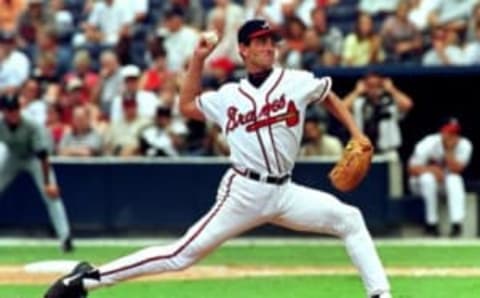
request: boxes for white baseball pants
[410,172,466,224]
[85,169,390,297]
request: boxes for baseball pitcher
[0,94,73,252]
[45,20,391,298]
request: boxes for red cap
[210,57,236,74]
[440,118,461,134]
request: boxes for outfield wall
[0,157,398,236]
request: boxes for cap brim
[247,29,281,43]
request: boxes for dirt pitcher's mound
[2,265,480,285]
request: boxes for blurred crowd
[0,0,478,158]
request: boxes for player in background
[0,94,73,252]
[44,19,391,298]
[408,117,473,237]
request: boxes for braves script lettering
[226,94,299,133]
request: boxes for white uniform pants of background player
[409,172,466,225]
[0,152,71,243]
[85,169,390,297]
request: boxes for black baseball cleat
[44,261,99,298]
[371,293,392,298]
[424,224,440,237]
[449,223,462,237]
[61,236,74,253]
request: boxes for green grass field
[2,240,480,298]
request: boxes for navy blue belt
[233,167,290,185]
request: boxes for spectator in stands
[157,6,200,73]
[0,31,30,96]
[463,20,480,65]
[381,0,423,64]
[342,13,385,66]
[163,0,204,30]
[91,50,123,117]
[466,3,480,42]
[46,103,69,154]
[300,116,343,157]
[408,0,439,32]
[20,78,47,125]
[278,0,298,24]
[422,25,465,66]
[75,0,130,47]
[309,6,344,66]
[110,65,159,122]
[359,0,400,16]
[32,26,72,77]
[104,93,151,156]
[300,28,324,70]
[203,56,236,90]
[427,0,476,33]
[58,106,103,157]
[139,106,188,157]
[16,0,47,56]
[408,117,473,237]
[45,0,74,41]
[64,50,99,103]
[59,77,84,124]
[343,72,413,154]
[58,77,101,127]
[209,0,245,39]
[17,0,73,47]
[279,16,307,68]
[244,0,283,26]
[112,0,148,66]
[32,52,61,102]
[139,46,170,93]
[115,0,147,25]
[0,0,25,32]
[205,6,242,66]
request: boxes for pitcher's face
[240,36,277,71]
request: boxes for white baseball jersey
[409,133,473,169]
[196,67,331,176]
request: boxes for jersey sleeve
[301,72,332,104]
[456,139,473,165]
[195,90,224,125]
[408,138,431,166]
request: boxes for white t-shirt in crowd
[0,50,30,89]
[110,90,159,123]
[88,2,129,45]
[163,26,200,72]
[422,45,466,66]
[21,100,47,126]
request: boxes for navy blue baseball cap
[0,93,20,110]
[238,19,281,45]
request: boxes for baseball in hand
[202,31,219,45]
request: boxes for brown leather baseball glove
[328,138,374,192]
